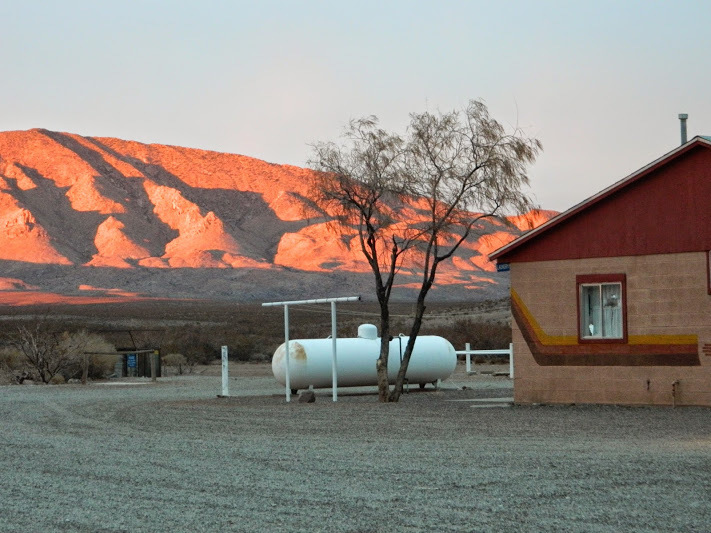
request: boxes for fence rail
[455,342,514,378]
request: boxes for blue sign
[127,354,137,368]
[496,263,510,272]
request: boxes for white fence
[455,343,514,378]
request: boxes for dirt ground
[1,363,709,532]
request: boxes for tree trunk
[81,355,89,385]
[376,299,391,402]
[37,364,48,384]
[389,298,427,402]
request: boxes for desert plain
[1,362,709,533]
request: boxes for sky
[2,0,710,212]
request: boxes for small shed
[491,136,711,406]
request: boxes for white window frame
[577,274,627,343]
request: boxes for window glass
[580,282,622,338]
[601,283,622,337]
[581,285,600,336]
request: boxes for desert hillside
[0,129,555,304]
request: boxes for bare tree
[389,101,541,401]
[4,319,117,384]
[60,330,116,384]
[309,117,417,401]
[8,320,73,383]
[309,100,541,402]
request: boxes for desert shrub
[250,352,271,363]
[171,326,266,363]
[422,318,511,354]
[0,347,29,384]
[87,354,119,379]
[163,353,187,375]
[5,320,72,383]
[60,330,117,383]
[184,345,214,367]
[224,335,257,362]
[0,347,26,372]
[0,370,14,385]
[50,374,65,385]
[165,325,215,368]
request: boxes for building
[490,135,711,406]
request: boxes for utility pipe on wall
[672,379,680,407]
[679,114,688,144]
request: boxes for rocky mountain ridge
[0,129,554,304]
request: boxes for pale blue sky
[2,1,709,211]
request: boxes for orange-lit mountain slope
[0,129,554,303]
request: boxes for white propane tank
[271,324,456,390]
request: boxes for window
[577,274,627,342]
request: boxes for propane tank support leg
[284,304,291,403]
[331,300,338,402]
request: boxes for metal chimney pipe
[678,113,688,144]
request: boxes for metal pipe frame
[262,296,360,402]
[262,296,361,307]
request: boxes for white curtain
[581,283,622,338]
[601,284,622,338]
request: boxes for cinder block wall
[511,252,711,406]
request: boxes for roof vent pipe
[678,113,688,145]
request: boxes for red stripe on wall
[512,297,700,367]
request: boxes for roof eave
[490,136,711,262]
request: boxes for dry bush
[0,371,14,385]
[0,347,26,372]
[85,353,119,380]
[0,300,514,369]
[209,330,259,362]
[4,320,72,383]
[162,325,214,369]
[421,318,511,357]
[0,347,28,384]
[61,330,117,383]
[162,325,270,364]
[162,353,187,375]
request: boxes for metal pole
[284,304,291,403]
[150,350,157,382]
[261,296,360,402]
[679,113,688,145]
[331,300,338,402]
[509,342,514,379]
[263,296,361,306]
[465,342,471,373]
[221,345,229,397]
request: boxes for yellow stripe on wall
[511,289,698,347]
[510,290,578,346]
[628,335,698,345]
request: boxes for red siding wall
[501,145,711,263]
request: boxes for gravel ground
[1,364,709,533]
